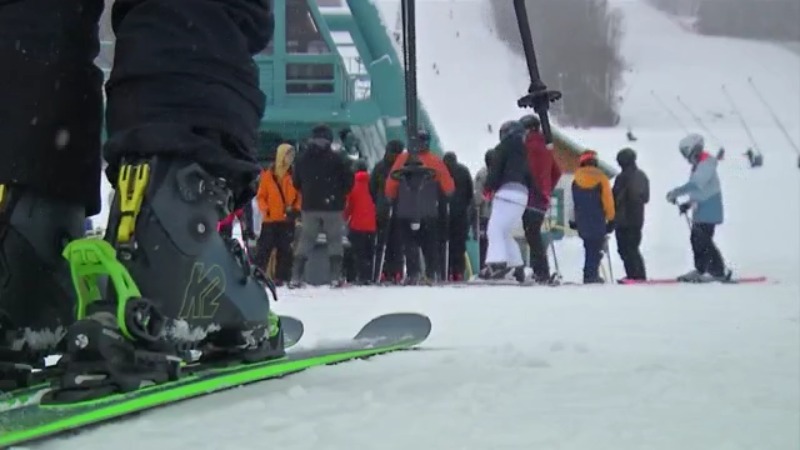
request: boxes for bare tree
[491,0,625,127]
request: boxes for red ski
[619,276,768,285]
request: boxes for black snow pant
[582,237,605,282]
[443,211,469,280]
[347,230,375,284]
[690,223,725,276]
[375,214,403,281]
[615,226,646,280]
[254,221,295,283]
[0,0,274,215]
[522,210,551,280]
[400,219,440,281]
[478,217,489,270]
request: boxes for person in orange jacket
[568,150,615,283]
[254,143,301,285]
[384,131,455,283]
[344,161,377,284]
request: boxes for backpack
[393,161,440,222]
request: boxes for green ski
[0,312,431,447]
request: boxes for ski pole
[543,215,561,281]
[604,236,614,283]
[374,207,393,283]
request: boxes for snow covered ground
[62,1,799,449]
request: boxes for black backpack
[392,160,439,222]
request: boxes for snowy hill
[63,1,799,449]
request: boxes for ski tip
[355,313,432,344]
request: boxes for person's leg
[254,224,276,273]
[274,222,294,284]
[320,211,345,285]
[0,0,101,381]
[51,0,283,400]
[629,227,647,280]
[583,238,604,282]
[525,210,550,280]
[421,218,441,281]
[291,212,321,285]
[449,213,468,280]
[361,232,376,283]
[615,227,635,279]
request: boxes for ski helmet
[616,147,637,167]
[520,114,541,130]
[499,120,523,141]
[679,133,704,161]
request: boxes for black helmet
[443,151,457,166]
[616,147,637,167]
[499,120,524,141]
[520,114,541,130]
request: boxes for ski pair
[0,312,432,448]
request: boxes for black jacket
[444,161,474,217]
[484,133,532,192]
[612,164,650,228]
[292,138,354,211]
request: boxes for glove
[605,220,616,234]
[665,190,678,204]
[678,202,692,214]
[285,207,300,221]
[482,190,494,202]
[568,220,577,230]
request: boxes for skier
[442,152,474,281]
[0,1,285,393]
[613,148,650,281]
[568,150,615,284]
[370,140,405,283]
[666,134,732,282]
[520,114,562,283]
[343,161,377,285]
[384,131,454,284]
[480,120,532,282]
[290,125,354,288]
[254,143,301,285]
[473,149,495,270]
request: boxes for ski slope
[62,1,800,449]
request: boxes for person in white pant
[479,120,534,282]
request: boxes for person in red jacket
[520,114,563,283]
[344,161,378,284]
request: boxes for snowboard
[618,276,768,285]
[0,312,431,448]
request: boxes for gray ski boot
[48,157,285,403]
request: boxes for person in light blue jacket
[666,133,731,282]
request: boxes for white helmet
[679,133,704,161]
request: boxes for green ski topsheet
[0,313,431,448]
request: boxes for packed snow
[57,0,799,449]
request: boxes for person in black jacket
[289,124,354,287]
[612,148,650,281]
[480,120,532,282]
[369,140,405,283]
[442,152,474,281]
